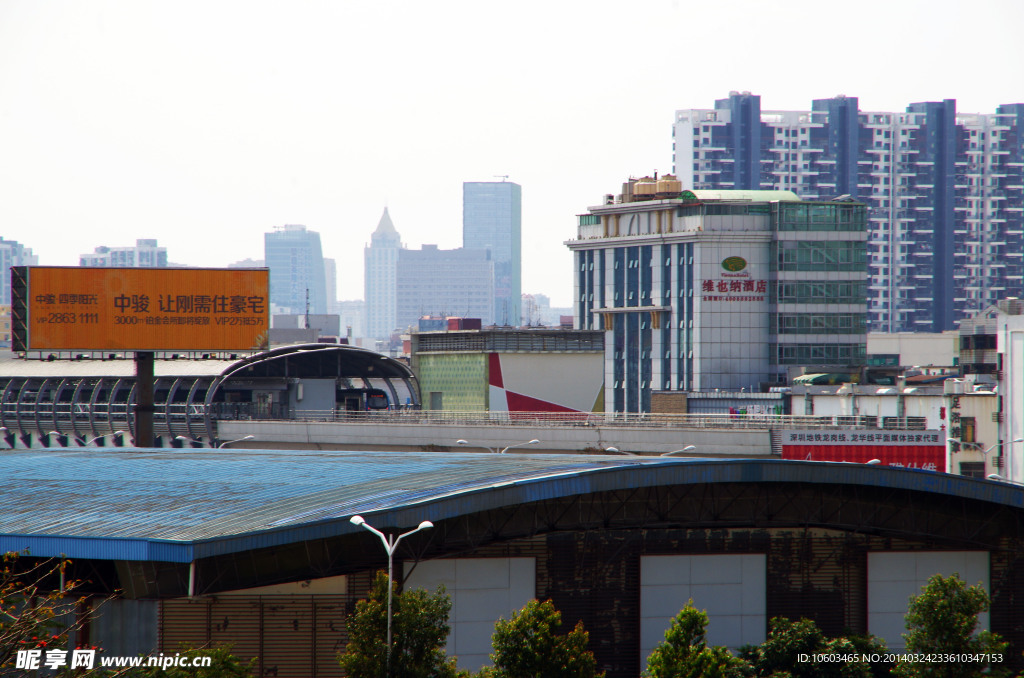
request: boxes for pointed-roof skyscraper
[365,207,402,340]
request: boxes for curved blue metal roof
[2,448,1022,563]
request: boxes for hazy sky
[2,0,1022,307]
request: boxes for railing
[237,409,929,431]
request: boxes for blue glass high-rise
[463,181,522,325]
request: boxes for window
[960,417,976,443]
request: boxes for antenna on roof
[494,175,509,182]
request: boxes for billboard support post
[135,352,155,448]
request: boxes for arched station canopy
[0,344,417,446]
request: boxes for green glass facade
[417,353,489,411]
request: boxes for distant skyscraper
[228,257,265,268]
[365,208,401,339]
[264,225,327,316]
[79,239,167,268]
[338,299,366,342]
[673,92,1024,332]
[323,258,338,315]
[0,238,38,305]
[395,245,493,330]
[463,181,522,325]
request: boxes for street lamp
[47,430,126,446]
[456,439,540,454]
[948,437,1024,476]
[987,473,1024,486]
[350,515,433,677]
[501,439,540,454]
[947,437,1024,455]
[218,435,255,448]
[661,445,697,457]
[604,446,636,455]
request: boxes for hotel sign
[701,254,766,303]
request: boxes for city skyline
[1,1,1022,310]
[674,94,1024,332]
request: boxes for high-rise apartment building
[264,225,327,316]
[673,93,1024,332]
[395,245,493,331]
[0,238,38,306]
[364,208,401,339]
[567,181,867,413]
[463,181,522,325]
[79,239,167,268]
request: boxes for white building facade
[567,184,868,413]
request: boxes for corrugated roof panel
[2,449,1021,563]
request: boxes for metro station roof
[2,449,1022,564]
[0,343,414,380]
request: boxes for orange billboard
[19,267,269,351]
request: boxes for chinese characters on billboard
[17,267,269,351]
[781,429,945,470]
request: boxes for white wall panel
[868,551,989,650]
[640,554,766,661]
[405,557,535,672]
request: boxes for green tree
[1,552,95,676]
[339,571,458,678]
[121,645,255,678]
[488,599,603,678]
[893,573,1008,678]
[739,617,872,678]
[643,600,750,678]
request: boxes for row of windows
[676,203,771,218]
[775,281,867,304]
[773,342,866,365]
[773,313,867,334]
[775,241,866,271]
[773,203,868,231]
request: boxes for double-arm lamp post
[349,515,433,677]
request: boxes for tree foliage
[339,571,458,678]
[488,599,603,678]
[893,573,1008,678]
[739,617,873,678]
[1,552,93,676]
[643,600,750,678]
[122,645,256,678]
